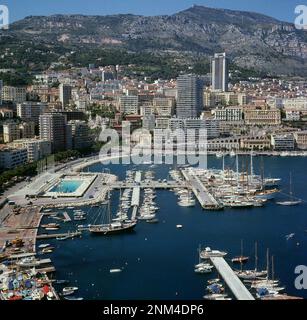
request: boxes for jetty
[181,169,222,210]
[36,231,81,240]
[209,256,254,300]
[62,212,71,222]
[112,181,184,190]
[131,171,141,220]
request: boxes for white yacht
[200,247,227,259]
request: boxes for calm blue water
[50,180,83,193]
[38,156,307,300]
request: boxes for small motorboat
[203,294,228,300]
[231,256,249,264]
[207,278,221,285]
[110,269,122,273]
[56,235,70,241]
[38,244,51,249]
[194,265,213,274]
[63,287,78,294]
[62,290,75,296]
[276,200,302,206]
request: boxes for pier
[131,171,141,220]
[112,181,184,190]
[181,169,222,210]
[36,231,81,240]
[209,256,255,300]
[62,212,71,222]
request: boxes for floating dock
[209,256,255,300]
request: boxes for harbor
[1,154,307,300]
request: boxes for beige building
[0,108,14,118]
[153,97,175,117]
[240,136,271,151]
[3,122,35,143]
[294,131,307,150]
[3,123,20,143]
[283,97,307,111]
[204,91,248,108]
[2,86,27,103]
[207,137,240,151]
[19,122,35,139]
[244,109,281,126]
[11,138,51,162]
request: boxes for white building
[212,107,243,122]
[283,97,307,111]
[2,86,27,103]
[119,95,139,115]
[17,102,48,124]
[142,114,156,131]
[271,134,295,151]
[0,146,28,169]
[285,110,301,122]
[11,138,51,162]
[155,117,169,129]
[212,52,228,92]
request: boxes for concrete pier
[181,169,222,210]
[209,256,255,300]
[62,212,71,222]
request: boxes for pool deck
[7,173,116,208]
[43,175,97,198]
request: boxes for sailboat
[231,239,249,264]
[89,192,137,235]
[276,173,302,206]
[235,242,267,279]
[251,249,282,291]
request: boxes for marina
[1,154,307,300]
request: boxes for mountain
[1,5,307,76]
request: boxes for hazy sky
[2,0,304,23]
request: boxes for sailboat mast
[240,239,243,272]
[255,241,258,272]
[261,157,264,190]
[250,150,254,184]
[290,172,293,198]
[266,248,270,281]
[108,190,111,225]
[272,255,275,281]
[236,153,239,189]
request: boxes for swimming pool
[50,180,83,193]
